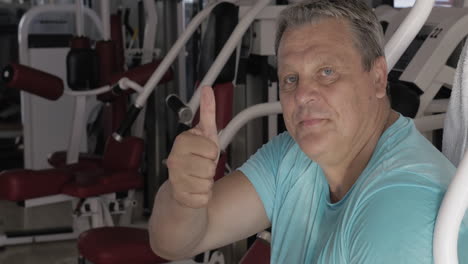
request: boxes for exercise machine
[383,6,468,133]
[0,0,172,248]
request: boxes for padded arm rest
[63,170,143,198]
[99,170,140,185]
[0,169,73,201]
[48,151,102,169]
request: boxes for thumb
[197,86,219,145]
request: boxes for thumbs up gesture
[166,86,220,209]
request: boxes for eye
[284,74,298,84]
[321,67,335,77]
[317,67,339,84]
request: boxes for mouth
[298,118,326,128]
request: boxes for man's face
[277,18,387,165]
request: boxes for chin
[295,133,329,160]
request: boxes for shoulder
[352,185,442,228]
[347,185,440,263]
[238,131,299,175]
[267,131,296,150]
[364,115,455,191]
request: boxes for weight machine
[0,0,172,248]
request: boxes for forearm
[149,181,208,260]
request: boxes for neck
[326,107,398,203]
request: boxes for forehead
[277,18,361,66]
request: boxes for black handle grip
[112,83,125,96]
[166,94,186,112]
[113,105,141,141]
[166,94,192,124]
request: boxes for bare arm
[149,170,270,260]
[148,87,270,260]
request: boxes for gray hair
[275,0,385,71]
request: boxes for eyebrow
[278,53,345,73]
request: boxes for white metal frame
[185,0,272,118]
[133,0,237,110]
[434,151,468,264]
[129,0,273,125]
[18,4,104,170]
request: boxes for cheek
[280,96,296,130]
[325,85,363,126]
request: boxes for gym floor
[0,191,149,264]
[0,240,78,264]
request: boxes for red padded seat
[78,227,167,264]
[61,136,144,198]
[0,136,144,201]
[0,168,72,201]
[239,238,271,264]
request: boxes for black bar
[114,105,142,140]
[166,94,186,114]
[166,94,192,124]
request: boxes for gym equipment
[112,0,272,141]
[0,59,169,247]
[239,231,271,264]
[18,3,104,170]
[383,6,468,130]
[434,151,468,264]
[2,63,64,100]
[78,227,168,264]
[0,0,173,249]
[48,60,173,168]
[66,36,100,91]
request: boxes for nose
[295,78,321,105]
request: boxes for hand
[166,86,219,209]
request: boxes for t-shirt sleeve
[237,132,293,221]
[348,185,443,264]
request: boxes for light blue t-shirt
[239,115,468,263]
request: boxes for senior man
[149,0,467,263]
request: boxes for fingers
[168,167,215,208]
[167,129,220,209]
[167,152,217,179]
[172,191,212,209]
[197,86,219,145]
[169,168,214,194]
[167,154,216,208]
[171,131,218,161]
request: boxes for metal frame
[18,4,103,169]
[434,151,468,264]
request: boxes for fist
[166,86,219,209]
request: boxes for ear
[372,56,388,99]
